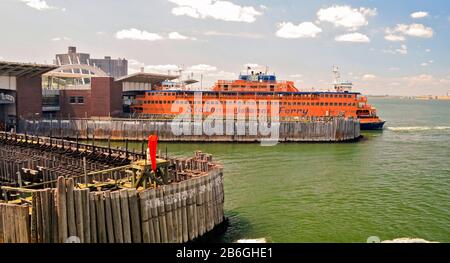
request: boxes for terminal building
[0,61,57,131]
[42,65,180,118]
[1,48,197,123]
[55,46,128,79]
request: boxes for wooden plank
[156,187,168,243]
[207,175,214,231]
[95,192,107,243]
[35,190,43,243]
[149,189,160,243]
[196,177,205,237]
[17,205,30,243]
[119,189,132,243]
[110,191,124,243]
[40,189,51,243]
[186,179,195,241]
[181,181,189,243]
[51,189,58,243]
[175,183,183,243]
[0,204,5,243]
[66,178,77,238]
[4,205,14,243]
[30,193,37,243]
[74,189,84,243]
[104,191,115,243]
[81,189,90,243]
[139,190,150,243]
[89,192,97,243]
[164,185,174,243]
[56,176,68,243]
[128,189,142,243]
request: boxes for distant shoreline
[366,95,450,101]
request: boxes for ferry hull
[361,121,385,130]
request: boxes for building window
[69,97,76,104]
[77,96,84,104]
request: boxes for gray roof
[0,61,58,77]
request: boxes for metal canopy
[115,72,179,85]
[0,61,57,77]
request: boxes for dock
[0,132,225,243]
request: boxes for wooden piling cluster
[0,203,31,243]
[19,117,361,142]
[0,132,141,188]
[0,151,225,243]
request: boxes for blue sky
[0,0,449,95]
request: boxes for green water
[117,99,450,243]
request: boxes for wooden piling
[110,191,124,243]
[104,191,115,243]
[119,189,132,243]
[128,189,142,243]
[56,177,68,243]
[66,178,77,238]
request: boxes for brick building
[42,64,123,118]
[0,61,56,131]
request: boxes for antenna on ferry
[333,65,340,85]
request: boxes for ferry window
[325,94,329,98]
[270,85,275,91]
[339,103,342,106]
[325,103,329,106]
[320,102,324,106]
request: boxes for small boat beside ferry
[131,67,385,130]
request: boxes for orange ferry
[131,68,385,130]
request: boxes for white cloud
[362,74,377,81]
[145,64,181,73]
[335,33,370,43]
[421,60,434,67]
[385,34,405,42]
[405,74,434,84]
[290,74,303,78]
[168,32,196,40]
[203,31,264,39]
[260,5,268,10]
[425,48,431,52]
[383,44,408,55]
[168,0,263,23]
[187,64,218,73]
[411,11,429,19]
[317,5,377,30]
[115,28,163,41]
[386,23,434,38]
[51,37,71,41]
[20,0,57,10]
[276,22,322,39]
[207,70,236,78]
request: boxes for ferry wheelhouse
[131,69,385,130]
